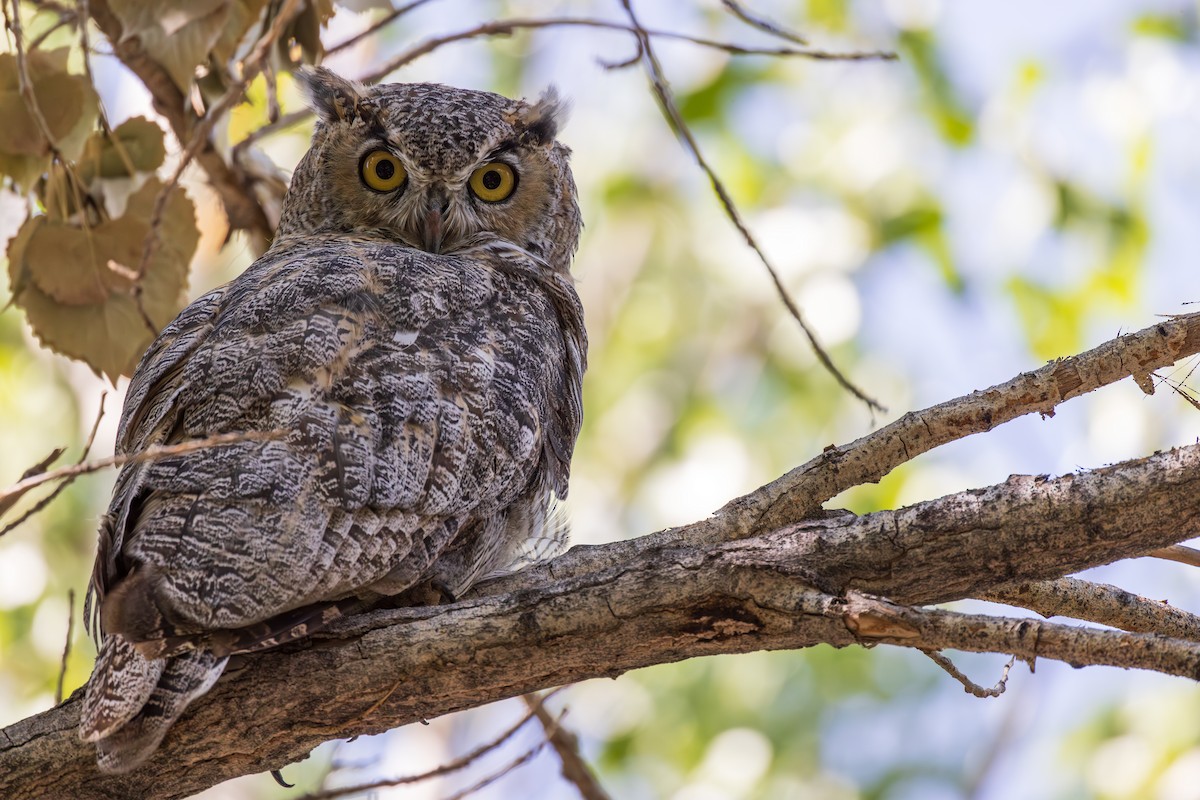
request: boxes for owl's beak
[420,208,445,254]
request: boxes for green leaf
[1131,14,1193,42]
[899,31,975,146]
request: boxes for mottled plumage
[79,67,586,772]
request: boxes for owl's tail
[78,635,227,773]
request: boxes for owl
[77,67,586,773]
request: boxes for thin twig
[0,394,106,537]
[77,0,129,163]
[262,56,280,124]
[720,0,808,45]
[16,448,66,483]
[922,651,1015,698]
[836,589,1200,680]
[325,0,437,55]
[1149,544,1200,569]
[437,740,548,800]
[237,16,892,150]
[361,15,895,84]
[232,108,309,153]
[0,430,284,530]
[522,693,611,800]
[54,589,76,705]
[296,689,564,800]
[614,0,884,413]
[28,10,76,50]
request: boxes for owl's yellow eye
[361,150,406,192]
[469,162,517,202]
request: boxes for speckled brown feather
[79,68,586,772]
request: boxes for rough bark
[4,314,1200,798]
[4,439,1200,798]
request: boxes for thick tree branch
[4,437,1200,798]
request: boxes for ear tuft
[297,66,368,124]
[514,86,569,146]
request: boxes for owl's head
[276,67,580,272]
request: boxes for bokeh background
[4,1,1200,798]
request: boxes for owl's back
[80,235,585,770]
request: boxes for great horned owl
[77,67,586,773]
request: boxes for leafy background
[3,1,1200,798]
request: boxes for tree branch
[4,434,1200,798]
[709,311,1200,542]
[986,577,1200,639]
[86,0,274,249]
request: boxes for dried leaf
[21,219,112,305]
[0,49,99,187]
[7,179,198,380]
[38,163,84,220]
[285,0,336,64]
[80,116,167,180]
[212,0,271,65]
[109,0,230,91]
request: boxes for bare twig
[522,693,611,800]
[238,15,892,151]
[361,15,895,84]
[296,690,563,800]
[614,0,884,413]
[325,0,437,55]
[28,5,76,50]
[1149,544,1200,569]
[720,0,808,45]
[262,56,280,124]
[15,448,66,484]
[232,107,309,153]
[0,393,106,537]
[0,430,284,524]
[921,650,1015,698]
[437,740,548,800]
[837,591,1200,679]
[54,589,75,705]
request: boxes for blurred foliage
[3,1,1200,799]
